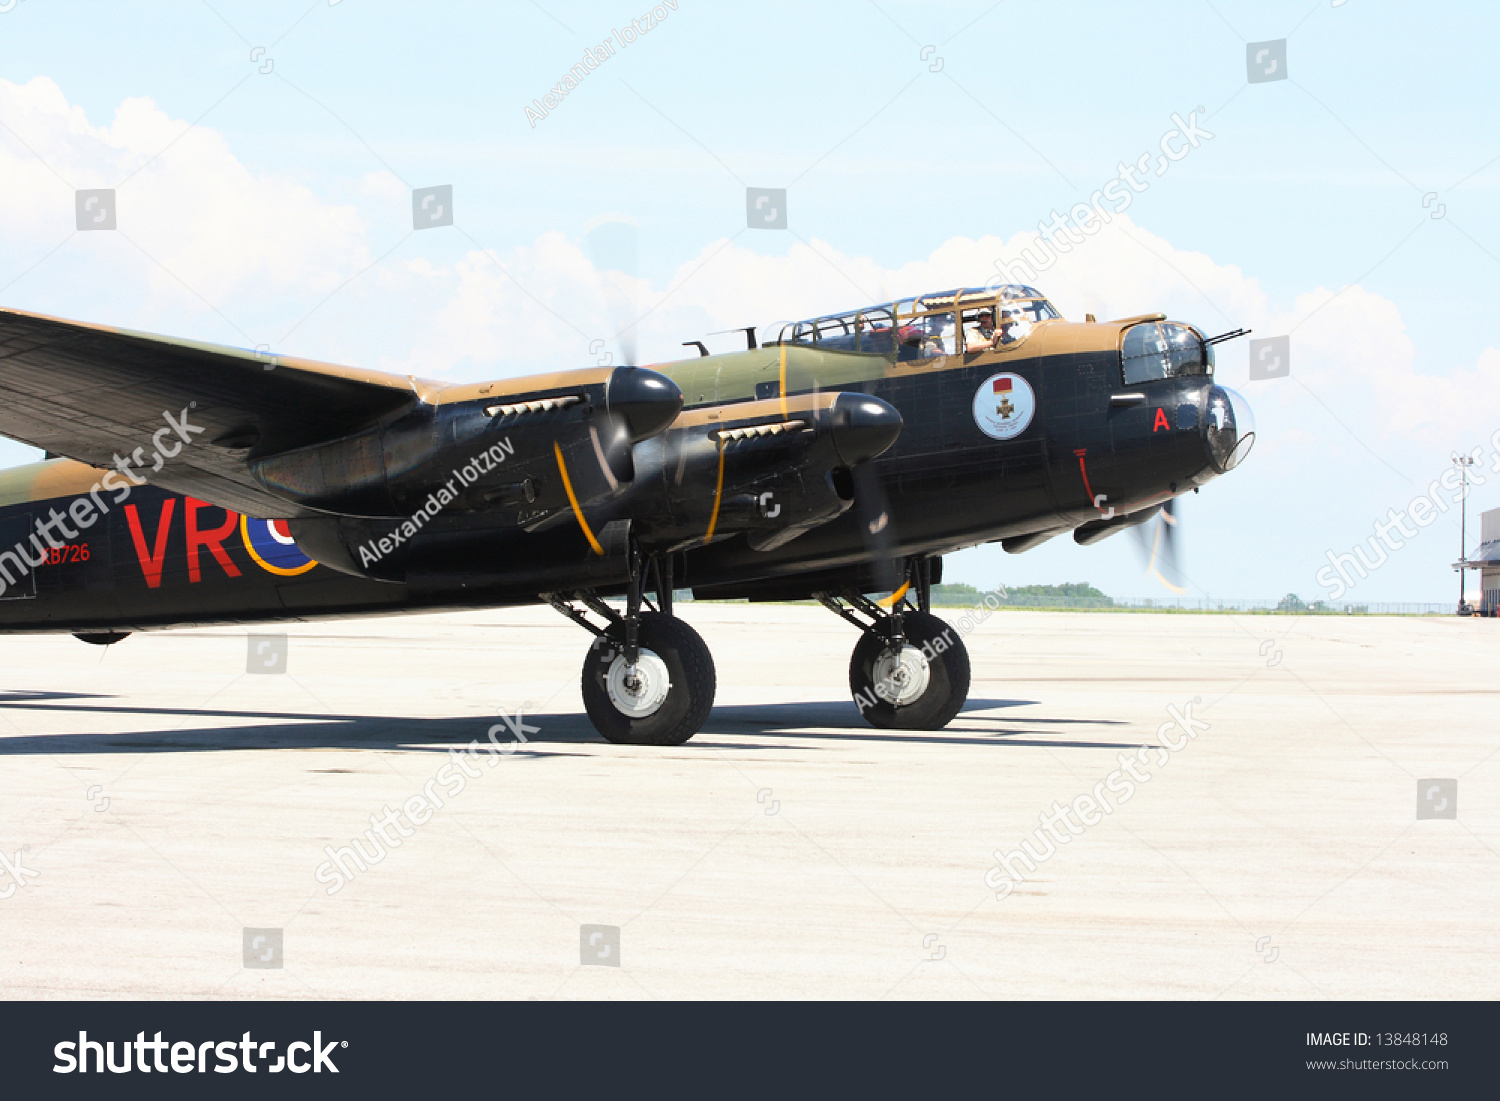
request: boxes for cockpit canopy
[774,285,1061,358]
[1120,321,1215,384]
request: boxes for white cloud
[0,76,369,320]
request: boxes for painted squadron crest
[972,373,1036,440]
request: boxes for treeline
[928,582,1114,608]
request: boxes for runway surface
[0,603,1495,1000]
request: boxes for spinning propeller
[852,464,907,597]
[585,217,643,370]
[1133,497,1187,594]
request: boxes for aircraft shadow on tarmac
[0,693,1145,756]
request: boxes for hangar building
[1457,506,1500,615]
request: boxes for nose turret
[1205,386,1255,473]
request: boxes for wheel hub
[872,644,931,707]
[605,647,672,718]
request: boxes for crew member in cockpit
[965,308,1016,352]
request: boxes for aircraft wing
[0,307,426,517]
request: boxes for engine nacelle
[605,391,903,554]
[248,366,682,519]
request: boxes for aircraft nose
[606,366,684,442]
[1205,385,1255,472]
[827,393,904,466]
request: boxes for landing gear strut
[546,550,716,746]
[816,557,970,730]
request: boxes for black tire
[581,612,716,746]
[74,631,131,646]
[848,609,970,730]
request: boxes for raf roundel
[240,516,318,576]
[972,372,1036,440]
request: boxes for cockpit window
[991,284,1060,323]
[1005,298,1058,324]
[962,306,1024,351]
[897,312,955,362]
[1121,322,1211,384]
[786,308,896,352]
[996,283,1045,300]
[773,284,1059,354]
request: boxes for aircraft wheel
[581,611,716,745]
[849,609,970,730]
[73,631,131,646]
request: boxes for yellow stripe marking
[703,438,727,543]
[877,580,911,608]
[778,343,788,420]
[554,441,603,555]
[239,514,318,576]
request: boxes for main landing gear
[816,557,971,731]
[546,552,716,746]
[547,551,968,745]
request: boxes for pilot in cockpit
[965,308,1016,352]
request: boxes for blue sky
[1,0,1497,603]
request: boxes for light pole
[1454,453,1476,614]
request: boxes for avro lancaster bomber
[0,283,1253,744]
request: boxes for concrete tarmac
[0,603,1495,1000]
